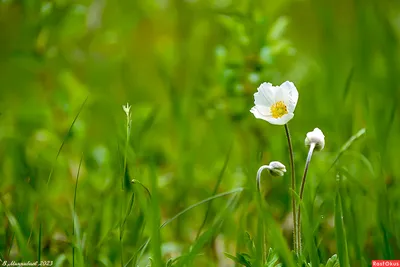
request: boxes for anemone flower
[250,81,299,125]
[251,80,300,254]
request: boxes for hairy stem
[256,165,270,193]
[297,142,316,254]
[284,124,298,254]
[256,166,269,265]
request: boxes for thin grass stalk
[72,153,84,267]
[120,103,132,267]
[38,97,88,263]
[125,188,244,267]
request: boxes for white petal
[274,85,284,102]
[264,113,294,125]
[255,82,276,107]
[280,81,299,113]
[250,106,271,120]
[256,105,271,116]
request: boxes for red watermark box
[372,260,400,266]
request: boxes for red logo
[372,260,400,266]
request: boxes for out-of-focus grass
[0,0,400,266]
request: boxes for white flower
[305,128,325,151]
[250,81,299,125]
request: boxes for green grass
[1,0,400,266]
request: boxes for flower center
[270,101,288,118]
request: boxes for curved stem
[256,166,269,266]
[256,165,270,194]
[297,142,316,254]
[284,124,298,254]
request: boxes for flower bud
[267,161,287,177]
[305,128,325,151]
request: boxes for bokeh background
[1,0,400,266]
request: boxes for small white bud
[267,161,287,177]
[305,128,325,151]
[256,161,286,192]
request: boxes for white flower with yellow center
[250,81,299,125]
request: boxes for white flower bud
[305,128,325,151]
[267,161,287,177]
[256,161,286,192]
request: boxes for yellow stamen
[270,101,288,118]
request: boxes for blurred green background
[1,0,400,266]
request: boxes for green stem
[284,124,298,255]
[256,165,270,193]
[256,165,270,265]
[120,110,131,267]
[297,142,315,254]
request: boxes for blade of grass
[131,179,152,198]
[37,96,88,262]
[54,254,68,267]
[0,196,32,258]
[257,193,296,267]
[72,153,84,267]
[124,187,245,267]
[176,192,241,267]
[121,191,136,237]
[72,209,84,266]
[342,66,354,100]
[38,223,42,262]
[299,191,319,267]
[161,188,244,229]
[344,180,363,265]
[134,107,158,150]
[377,188,393,259]
[195,142,233,239]
[120,103,132,267]
[149,166,163,266]
[47,96,88,186]
[254,214,264,267]
[7,232,15,257]
[328,128,366,172]
[335,174,350,267]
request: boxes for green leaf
[325,254,340,267]
[224,252,252,267]
[335,176,350,267]
[245,231,256,255]
[265,248,280,267]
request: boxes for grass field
[1,0,400,266]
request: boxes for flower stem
[297,142,316,254]
[284,124,298,255]
[256,165,270,194]
[256,165,269,266]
